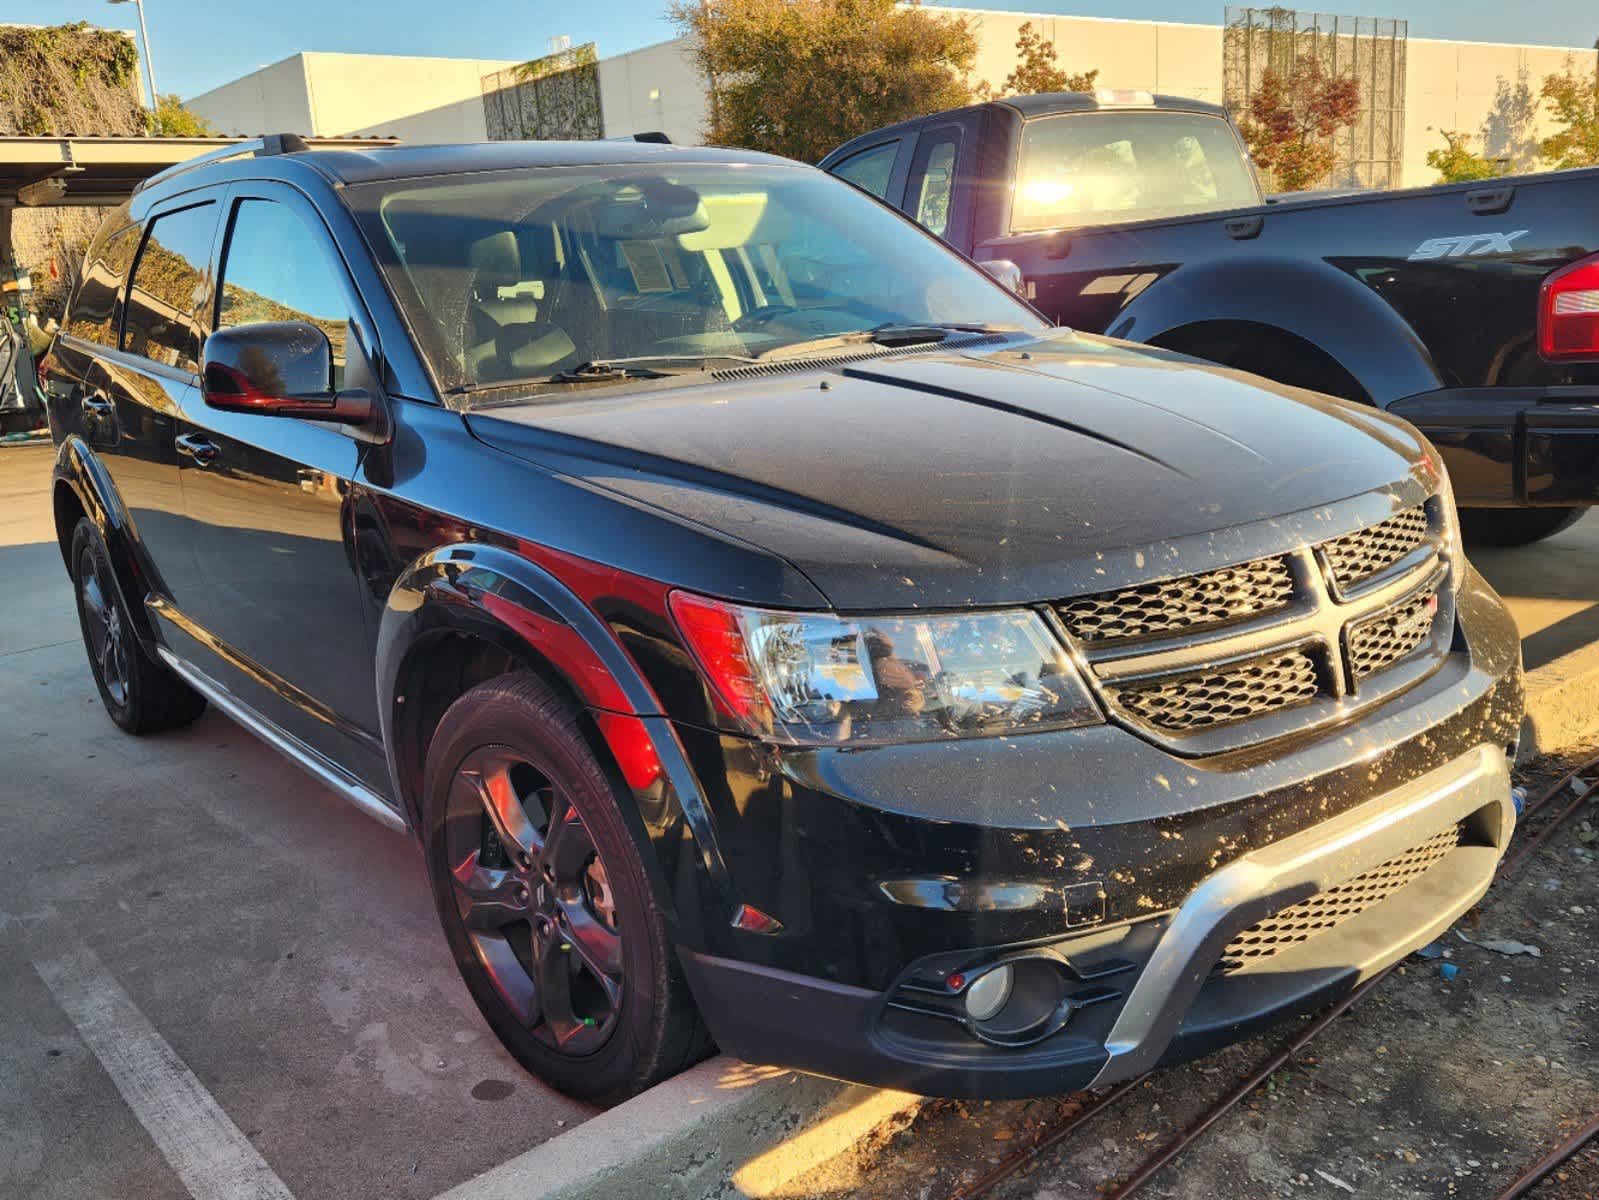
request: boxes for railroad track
[948,749,1599,1200]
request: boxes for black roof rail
[603,131,672,144]
[132,132,312,195]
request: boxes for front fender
[1111,255,1445,407]
[376,541,732,919]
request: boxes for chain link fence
[1224,7,1408,190]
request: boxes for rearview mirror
[201,321,374,424]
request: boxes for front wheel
[1459,507,1587,547]
[421,672,709,1106]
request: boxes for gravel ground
[785,750,1599,1200]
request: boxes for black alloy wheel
[445,747,624,1054]
[421,672,708,1105]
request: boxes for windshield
[346,162,1044,393]
[1010,111,1261,234]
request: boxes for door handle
[174,433,220,467]
[1466,186,1514,215]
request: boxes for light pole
[106,0,158,111]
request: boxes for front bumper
[666,563,1522,1098]
[682,744,1513,1098]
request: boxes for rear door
[175,181,386,787]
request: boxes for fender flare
[1109,255,1445,408]
[376,541,732,905]
[51,435,159,648]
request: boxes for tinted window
[218,199,350,386]
[66,216,140,346]
[122,203,216,374]
[908,130,960,238]
[831,142,899,200]
[1011,112,1260,233]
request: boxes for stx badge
[1408,230,1529,261]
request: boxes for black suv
[43,136,1524,1106]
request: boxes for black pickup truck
[822,91,1599,545]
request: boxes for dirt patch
[784,751,1599,1200]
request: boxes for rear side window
[122,203,217,374]
[217,199,351,387]
[66,218,140,346]
[831,141,899,200]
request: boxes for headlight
[669,592,1103,745]
[1426,440,1465,572]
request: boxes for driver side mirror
[201,321,376,426]
[979,259,1027,295]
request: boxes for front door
[175,183,386,788]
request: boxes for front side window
[909,130,960,238]
[347,162,1043,394]
[217,199,351,386]
[122,202,216,374]
[66,210,139,347]
[831,142,900,200]
[1010,112,1260,234]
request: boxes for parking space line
[27,917,297,1200]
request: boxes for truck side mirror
[979,259,1026,294]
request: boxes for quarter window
[831,141,900,201]
[121,203,216,374]
[218,199,351,387]
[66,216,140,347]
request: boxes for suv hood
[466,333,1434,610]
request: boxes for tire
[421,671,709,1106]
[69,518,206,734]
[1459,507,1587,548]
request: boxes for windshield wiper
[755,322,1005,361]
[547,353,760,384]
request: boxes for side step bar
[156,648,407,834]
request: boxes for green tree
[671,0,977,162]
[1426,129,1502,183]
[148,93,215,137]
[985,21,1098,98]
[1236,57,1361,192]
[1538,61,1599,170]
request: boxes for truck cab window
[909,131,960,238]
[831,141,900,200]
[1011,111,1260,233]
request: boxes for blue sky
[35,0,1599,102]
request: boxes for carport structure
[0,134,392,427]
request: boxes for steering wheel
[732,303,800,332]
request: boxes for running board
[156,648,407,834]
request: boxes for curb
[434,1057,920,1200]
[1521,638,1599,756]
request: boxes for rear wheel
[421,672,708,1106]
[70,518,206,734]
[1459,507,1586,547]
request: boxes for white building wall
[596,39,709,146]
[307,53,524,141]
[188,55,318,136]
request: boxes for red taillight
[1539,253,1599,361]
[666,591,768,727]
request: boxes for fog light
[963,964,1013,1022]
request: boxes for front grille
[1320,505,1429,590]
[1057,556,1294,644]
[1216,822,1465,974]
[1111,649,1319,733]
[1347,587,1438,681]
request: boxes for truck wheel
[1459,507,1586,547]
[70,518,206,734]
[421,671,709,1106]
